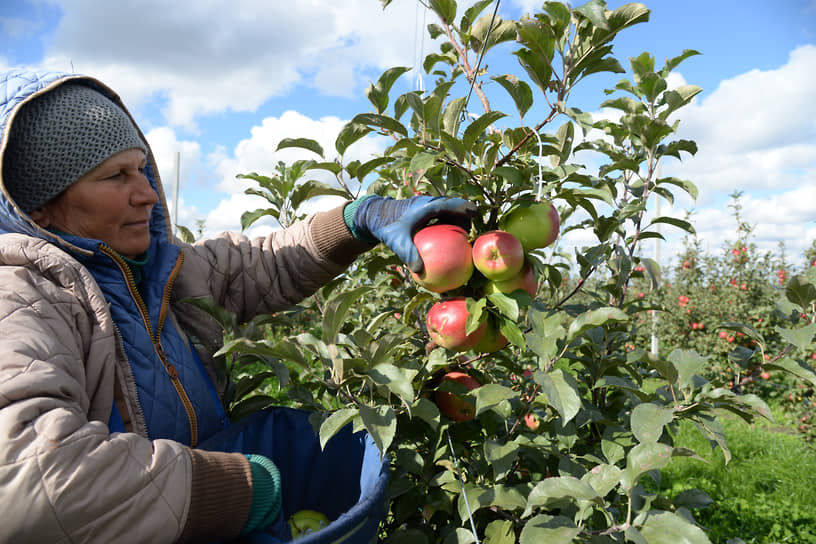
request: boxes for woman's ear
[29,207,51,228]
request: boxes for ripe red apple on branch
[471,230,525,281]
[499,200,560,252]
[485,262,538,297]
[435,371,480,422]
[410,224,474,293]
[426,297,486,352]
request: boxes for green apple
[499,200,560,252]
[289,509,330,539]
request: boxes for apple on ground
[426,297,487,352]
[410,224,474,293]
[289,509,330,539]
[471,230,525,281]
[435,371,481,421]
[485,262,538,297]
[500,200,560,252]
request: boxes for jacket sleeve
[173,202,373,322]
[0,237,253,543]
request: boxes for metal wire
[446,428,480,544]
[460,0,502,123]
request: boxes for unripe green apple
[289,509,330,539]
[499,200,560,252]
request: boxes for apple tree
[204,1,816,542]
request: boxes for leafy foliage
[190,1,816,542]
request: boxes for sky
[2,0,815,271]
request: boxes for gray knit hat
[3,82,148,213]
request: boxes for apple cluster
[409,200,560,421]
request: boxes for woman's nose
[132,172,160,206]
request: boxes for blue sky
[2,0,815,267]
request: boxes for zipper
[101,246,198,446]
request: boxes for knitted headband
[3,82,148,213]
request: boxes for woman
[0,69,474,542]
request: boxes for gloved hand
[241,454,283,536]
[345,195,477,273]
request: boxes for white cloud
[38,0,426,128]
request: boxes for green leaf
[322,286,373,343]
[487,292,519,321]
[484,520,515,544]
[519,515,581,544]
[289,179,349,210]
[458,484,526,526]
[359,404,396,455]
[492,74,533,118]
[661,49,702,75]
[428,0,457,23]
[484,439,520,481]
[566,307,629,342]
[533,369,582,425]
[411,397,441,429]
[720,322,766,351]
[462,110,506,152]
[469,15,517,54]
[692,413,731,464]
[630,403,674,443]
[786,274,816,309]
[607,3,650,35]
[621,442,673,490]
[639,511,711,544]
[366,363,417,405]
[514,48,553,95]
[775,323,816,353]
[474,384,517,417]
[442,96,467,136]
[667,349,707,389]
[657,176,698,200]
[365,66,411,114]
[355,156,395,182]
[240,208,276,231]
[175,224,195,243]
[648,216,695,234]
[765,357,816,387]
[352,112,408,137]
[275,137,324,158]
[319,408,358,449]
[335,122,372,156]
[409,151,439,176]
[582,463,623,497]
[575,0,609,29]
[525,476,602,515]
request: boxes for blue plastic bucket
[200,407,390,544]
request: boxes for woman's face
[31,148,159,258]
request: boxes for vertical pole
[650,161,661,356]
[173,151,181,236]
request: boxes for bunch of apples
[409,200,560,421]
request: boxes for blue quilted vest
[66,228,227,446]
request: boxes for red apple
[426,297,487,352]
[435,371,480,421]
[524,412,541,431]
[485,262,537,297]
[410,224,474,293]
[471,230,525,281]
[499,200,560,251]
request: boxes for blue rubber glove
[345,195,477,273]
[241,454,283,536]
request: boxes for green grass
[656,412,816,543]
